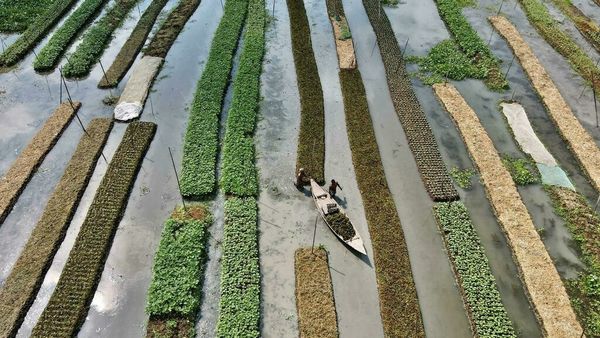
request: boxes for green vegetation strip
[0,0,57,32]
[360,0,458,201]
[143,0,201,58]
[516,0,600,92]
[434,202,516,337]
[550,0,600,54]
[286,0,325,185]
[180,0,249,197]
[220,0,265,196]
[146,205,212,337]
[0,0,79,66]
[34,0,109,72]
[546,186,600,336]
[31,121,156,337]
[62,0,140,78]
[0,118,112,338]
[0,102,79,225]
[98,0,169,87]
[295,248,338,338]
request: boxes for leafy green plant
[61,0,139,78]
[449,167,476,189]
[434,202,516,337]
[501,155,539,185]
[338,19,351,40]
[180,0,249,197]
[0,0,57,32]
[34,0,109,71]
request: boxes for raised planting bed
[546,185,600,336]
[143,0,201,58]
[0,102,79,225]
[501,155,540,186]
[325,0,355,70]
[180,0,249,197]
[514,0,600,92]
[217,196,260,338]
[490,15,600,193]
[0,0,58,33]
[433,201,516,337]
[61,0,140,78]
[294,248,338,338]
[31,121,156,337]
[339,67,425,336]
[146,204,212,337]
[0,0,79,67]
[33,0,110,72]
[220,0,265,197]
[360,0,459,202]
[324,212,355,240]
[286,0,325,185]
[0,118,112,338]
[433,82,582,337]
[427,0,507,90]
[550,0,600,54]
[97,0,170,88]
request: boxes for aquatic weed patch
[294,248,338,338]
[34,0,109,72]
[0,118,112,338]
[434,202,516,337]
[98,0,170,87]
[62,0,140,78]
[180,0,249,197]
[31,121,156,337]
[449,167,476,189]
[287,0,325,185]
[0,0,57,32]
[501,155,540,186]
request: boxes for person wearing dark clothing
[328,179,342,197]
[295,168,307,188]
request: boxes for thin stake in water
[98,59,113,97]
[504,54,515,79]
[497,0,505,15]
[168,147,187,212]
[311,212,318,254]
[400,38,409,59]
[593,73,598,128]
[272,0,275,16]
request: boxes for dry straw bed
[0,102,79,225]
[360,0,458,202]
[489,15,600,194]
[287,0,325,185]
[31,121,156,337]
[295,248,338,338]
[433,82,583,337]
[0,118,112,338]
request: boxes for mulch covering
[433,82,583,337]
[31,121,156,337]
[0,102,79,225]
[0,118,112,338]
[294,248,338,338]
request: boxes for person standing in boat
[328,179,342,198]
[295,168,307,188]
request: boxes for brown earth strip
[146,316,195,338]
[295,248,338,338]
[329,16,355,70]
[489,15,600,194]
[0,102,80,226]
[0,118,113,338]
[433,82,583,338]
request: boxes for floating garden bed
[549,0,600,54]
[501,155,540,186]
[146,204,212,337]
[433,201,516,337]
[0,118,112,338]
[490,15,600,193]
[33,0,110,72]
[0,102,79,225]
[180,0,249,197]
[98,0,170,88]
[61,0,140,78]
[360,0,458,202]
[294,248,338,338]
[433,82,582,337]
[31,121,156,337]
[0,0,58,32]
[324,212,355,240]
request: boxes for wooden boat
[310,179,366,255]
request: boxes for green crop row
[0,0,57,32]
[0,0,79,66]
[34,0,109,72]
[501,155,539,186]
[433,202,516,337]
[433,0,507,90]
[143,0,201,58]
[220,0,265,196]
[217,197,260,337]
[0,118,113,338]
[286,0,325,185]
[550,0,600,54]
[62,0,139,78]
[180,0,249,197]
[145,204,212,334]
[98,0,170,87]
[31,121,156,337]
